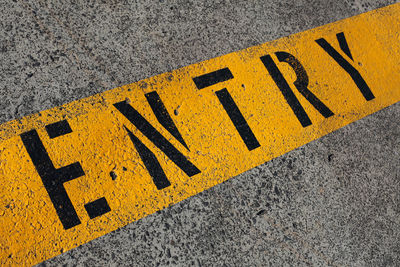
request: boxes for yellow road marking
[1,3,400,265]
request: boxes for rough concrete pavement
[0,0,399,266]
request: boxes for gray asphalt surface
[1,0,399,266]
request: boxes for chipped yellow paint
[1,3,400,266]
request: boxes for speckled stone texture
[0,0,399,266]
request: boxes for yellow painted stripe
[1,4,400,265]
